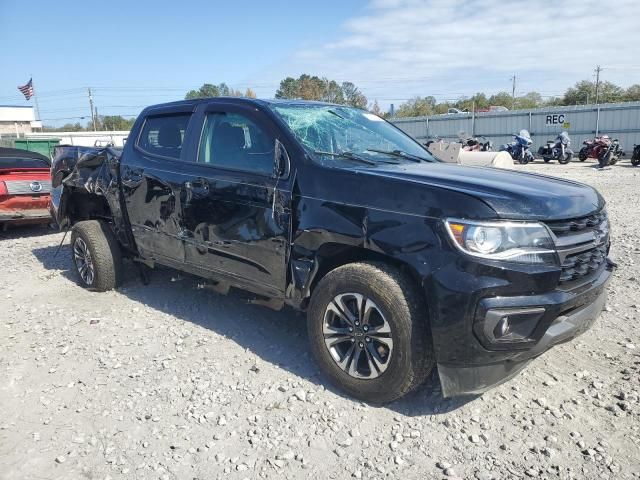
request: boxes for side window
[198,112,275,175]
[137,114,191,159]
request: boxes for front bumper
[430,259,613,397]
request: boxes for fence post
[529,111,532,133]
[595,107,600,136]
[426,117,429,140]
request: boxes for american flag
[18,78,34,100]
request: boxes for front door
[181,104,291,296]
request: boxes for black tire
[543,157,551,163]
[579,148,588,161]
[558,152,572,165]
[307,262,434,404]
[70,220,123,291]
[609,155,619,166]
[632,156,640,167]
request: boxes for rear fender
[51,148,135,252]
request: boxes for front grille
[559,244,607,283]
[4,180,52,195]
[545,209,609,286]
[546,210,608,235]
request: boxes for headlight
[445,219,557,264]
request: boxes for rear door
[180,103,291,296]
[120,107,196,265]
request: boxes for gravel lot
[1,159,639,480]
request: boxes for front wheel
[579,148,588,161]
[558,151,572,164]
[307,262,434,404]
[632,156,640,167]
[70,220,123,291]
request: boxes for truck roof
[143,97,343,112]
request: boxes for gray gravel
[1,159,639,479]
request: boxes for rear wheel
[70,220,123,291]
[632,156,640,167]
[307,262,434,404]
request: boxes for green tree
[395,96,437,117]
[101,115,135,131]
[563,80,624,105]
[515,91,544,109]
[275,74,367,107]
[487,91,513,109]
[624,84,640,102]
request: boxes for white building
[0,106,41,136]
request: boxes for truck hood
[360,162,604,220]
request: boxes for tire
[632,156,640,167]
[609,155,619,166]
[307,262,434,404]
[579,148,588,161]
[558,152,572,165]
[70,220,123,291]
[543,157,551,163]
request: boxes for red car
[0,147,52,230]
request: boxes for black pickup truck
[50,98,614,403]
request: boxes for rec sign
[545,114,566,125]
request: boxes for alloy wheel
[73,237,95,286]
[322,292,394,379]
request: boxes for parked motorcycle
[538,131,573,164]
[457,132,493,151]
[631,144,640,167]
[578,135,622,167]
[500,129,534,164]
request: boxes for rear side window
[0,157,50,169]
[137,114,191,159]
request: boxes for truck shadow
[0,223,57,240]
[32,244,476,416]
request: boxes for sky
[2,0,640,126]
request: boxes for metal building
[392,102,640,154]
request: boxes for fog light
[484,307,545,343]
[493,316,510,338]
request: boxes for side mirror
[274,139,290,178]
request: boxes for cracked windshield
[271,104,434,165]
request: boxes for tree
[515,91,544,110]
[563,80,624,105]
[101,115,135,131]
[275,74,368,107]
[369,99,382,116]
[341,82,367,108]
[185,83,222,99]
[487,91,513,108]
[395,96,437,117]
[244,88,257,98]
[624,84,640,102]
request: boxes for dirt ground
[1,159,639,480]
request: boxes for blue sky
[2,0,640,126]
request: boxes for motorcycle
[457,132,493,152]
[500,129,534,164]
[578,135,621,167]
[631,144,640,167]
[537,131,573,164]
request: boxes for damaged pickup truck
[51,98,615,403]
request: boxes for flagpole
[31,74,42,127]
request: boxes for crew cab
[50,98,614,403]
[0,147,52,230]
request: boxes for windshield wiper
[365,148,429,163]
[313,150,378,166]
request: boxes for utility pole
[594,65,602,105]
[511,75,516,109]
[87,87,97,131]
